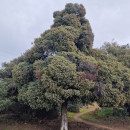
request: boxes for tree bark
[60,101,68,130]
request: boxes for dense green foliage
[101,42,130,68]
[52,3,94,52]
[90,43,130,110]
[17,55,95,111]
[0,79,17,111]
[12,62,33,85]
[0,3,130,118]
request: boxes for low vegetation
[81,107,130,127]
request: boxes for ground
[0,117,104,130]
[74,102,130,130]
[0,103,130,130]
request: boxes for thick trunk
[60,102,68,130]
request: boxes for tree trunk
[60,101,68,130]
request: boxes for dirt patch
[0,117,105,130]
[95,117,130,130]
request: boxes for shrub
[67,104,79,113]
[113,108,128,117]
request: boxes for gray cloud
[0,0,130,66]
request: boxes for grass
[97,108,113,117]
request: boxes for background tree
[101,42,130,68]
[91,43,130,112]
[0,79,17,112]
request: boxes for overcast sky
[0,0,130,66]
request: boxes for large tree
[11,3,96,130]
[0,3,130,130]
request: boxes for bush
[124,103,130,116]
[113,108,128,117]
[67,104,79,113]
